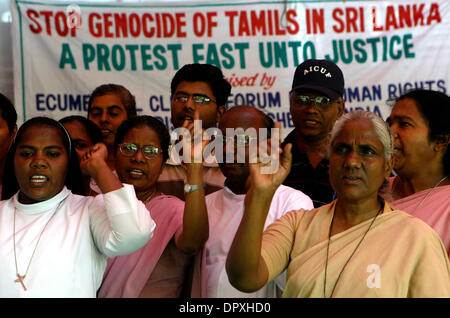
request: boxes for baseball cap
[291,59,344,99]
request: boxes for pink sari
[98,195,185,297]
[382,178,450,257]
[190,247,207,297]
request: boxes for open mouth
[29,174,49,187]
[128,168,145,178]
[101,129,113,135]
[302,119,320,127]
[393,147,403,158]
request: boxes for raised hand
[79,142,109,178]
[246,122,292,195]
[180,109,209,167]
[175,109,209,254]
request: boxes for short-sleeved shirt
[204,185,314,297]
[281,129,335,207]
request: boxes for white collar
[223,185,246,199]
[14,187,71,215]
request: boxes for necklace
[13,198,65,291]
[143,188,157,204]
[323,206,383,298]
[393,175,449,215]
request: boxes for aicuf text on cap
[303,65,332,78]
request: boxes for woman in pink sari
[384,89,450,256]
[98,114,208,297]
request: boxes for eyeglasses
[291,93,336,110]
[118,143,160,160]
[223,134,258,146]
[173,93,216,105]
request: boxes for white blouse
[0,184,155,298]
[204,185,314,298]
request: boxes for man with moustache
[282,59,345,207]
[157,64,232,199]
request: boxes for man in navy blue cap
[282,59,345,207]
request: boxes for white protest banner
[11,0,449,136]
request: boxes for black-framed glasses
[291,93,336,110]
[118,143,160,160]
[173,93,216,105]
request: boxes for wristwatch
[184,183,203,194]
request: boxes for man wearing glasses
[157,63,232,200]
[192,106,313,297]
[282,59,345,207]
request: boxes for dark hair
[0,93,17,133]
[395,89,450,175]
[87,84,137,118]
[1,117,85,200]
[114,115,171,163]
[171,64,232,107]
[59,115,103,145]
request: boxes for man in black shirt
[282,59,345,207]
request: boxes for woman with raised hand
[226,110,450,297]
[383,89,450,256]
[98,113,208,298]
[0,117,155,297]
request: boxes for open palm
[247,122,292,194]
